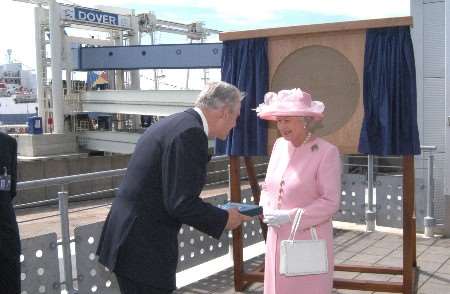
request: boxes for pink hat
[256,88,325,121]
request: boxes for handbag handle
[288,208,318,241]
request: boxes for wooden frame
[229,156,417,293]
[220,17,412,41]
[223,16,417,293]
[222,16,413,156]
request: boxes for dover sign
[60,5,131,29]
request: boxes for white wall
[411,0,449,232]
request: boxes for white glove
[263,209,292,227]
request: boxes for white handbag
[279,209,328,276]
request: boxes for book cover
[218,202,263,217]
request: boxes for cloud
[0,1,36,67]
[1,0,409,70]
[73,0,410,24]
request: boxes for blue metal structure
[75,43,223,71]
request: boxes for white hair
[195,81,242,112]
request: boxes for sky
[0,0,410,90]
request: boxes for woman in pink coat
[256,88,341,294]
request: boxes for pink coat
[260,137,341,294]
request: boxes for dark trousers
[0,202,21,294]
[0,257,20,294]
[117,274,173,294]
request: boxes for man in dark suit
[97,81,251,293]
[0,131,21,294]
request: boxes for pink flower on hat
[256,88,325,121]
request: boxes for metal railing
[15,155,269,210]
[17,168,126,294]
[343,146,439,235]
[17,169,126,191]
[15,156,268,294]
[13,150,444,293]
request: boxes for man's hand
[225,208,252,230]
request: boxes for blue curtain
[358,26,420,155]
[215,38,269,156]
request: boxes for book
[218,202,263,217]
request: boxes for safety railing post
[58,186,74,293]
[366,155,376,232]
[424,150,436,238]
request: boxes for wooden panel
[220,17,412,41]
[267,30,366,154]
[335,265,403,275]
[229,156,245,291]
[242,271,264,283]
[403,155,416,294]
[334,278,403,292]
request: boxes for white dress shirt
[193,107,209,137]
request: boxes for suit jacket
[259,137,341,294]
[97,109,228,290]
[0,132,21,293]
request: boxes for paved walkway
[14,183,450,293]
[177,225,450,294]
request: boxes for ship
[0,51,38,128]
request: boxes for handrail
[17,168,127,190]
[16,154,256,191]
[421,145,437,152]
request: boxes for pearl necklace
[301,132,312,146]
[292,132,312,148]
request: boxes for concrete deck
[177,225,450,294]
[14,183,450,294]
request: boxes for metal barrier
[342,146,441,235]
[17,176,265,294]
[15,156,269,209]
[20,233,60,294]
[17,169,126,294]
[14,150,444,293]
[74,222,119,294]
[333,174,366,224]
[375,176,426,229]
